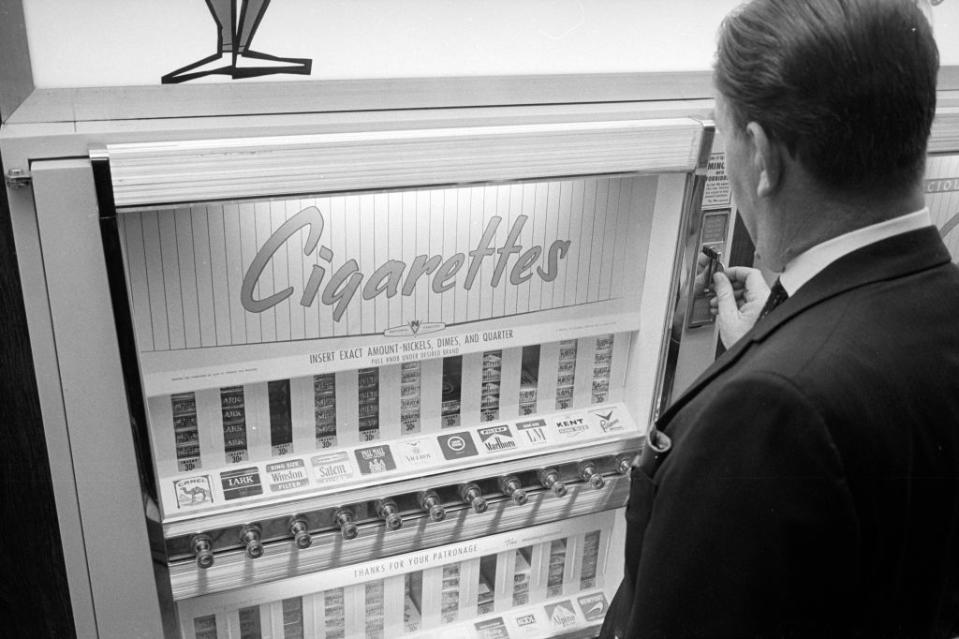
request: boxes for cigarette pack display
[357,368,380,442]
[239,605,261,637]
[518,345,541,416]
[441,356,463,428]
[365,581,385,639]
[220,386,249,464]
[324,588,346,639]
[313,373,337,449]
[269,379,294,457]
[282,597,304,639]
[555,340,578,411]
[480,350,503,422]
[513,547,533,606]
[591,335,615,404]
[192,615,216,639]
[400,361,422,434]
[404,571,422,633]
[580,531,601,590]
[547,538,568,597]
[441,563,461,623]
[478,554,497,615]
[172,392,200,471]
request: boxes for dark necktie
[758,278,789,320]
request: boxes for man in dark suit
[601,0,959,637]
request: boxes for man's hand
[709,267,770,348]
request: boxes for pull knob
[375,498,403,531]
[240,524,264,559]
[191,534,215,569]
[616,454,634,475]
[333,507,359,540]
[417,490,446,522]
[497,475,528,506]
[290,516,312,549]
[538,467,568,497]
[579,461,605,489]
[459,482,488,514]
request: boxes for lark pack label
[220,467,263,500]
[437,431,479,460]
[266,459,309,491]
[354,445,396,474]
[478,424,518,453]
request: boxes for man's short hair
[715,0,939,195]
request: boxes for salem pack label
[577,592,609,622]
[266,459,309,491]
[477,424,518,453]
[437,432,479,460]
[516,419,549,445]
[311,451,355,485]
[174,475,213,509]
[220,467,263,500]
[354,445,397,474]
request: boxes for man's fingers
[712,272,739,323]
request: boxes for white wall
[23,0,959,89]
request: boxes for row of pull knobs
[191,457,630,568]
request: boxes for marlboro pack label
[477,424,518,453]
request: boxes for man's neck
[771,182,925,268]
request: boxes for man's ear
[746,121,782,198]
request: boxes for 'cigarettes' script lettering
[241,206,572,321]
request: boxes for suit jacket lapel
[656,226,952,428]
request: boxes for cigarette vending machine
[2,78,729,638]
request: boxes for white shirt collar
[778,208,933,296]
